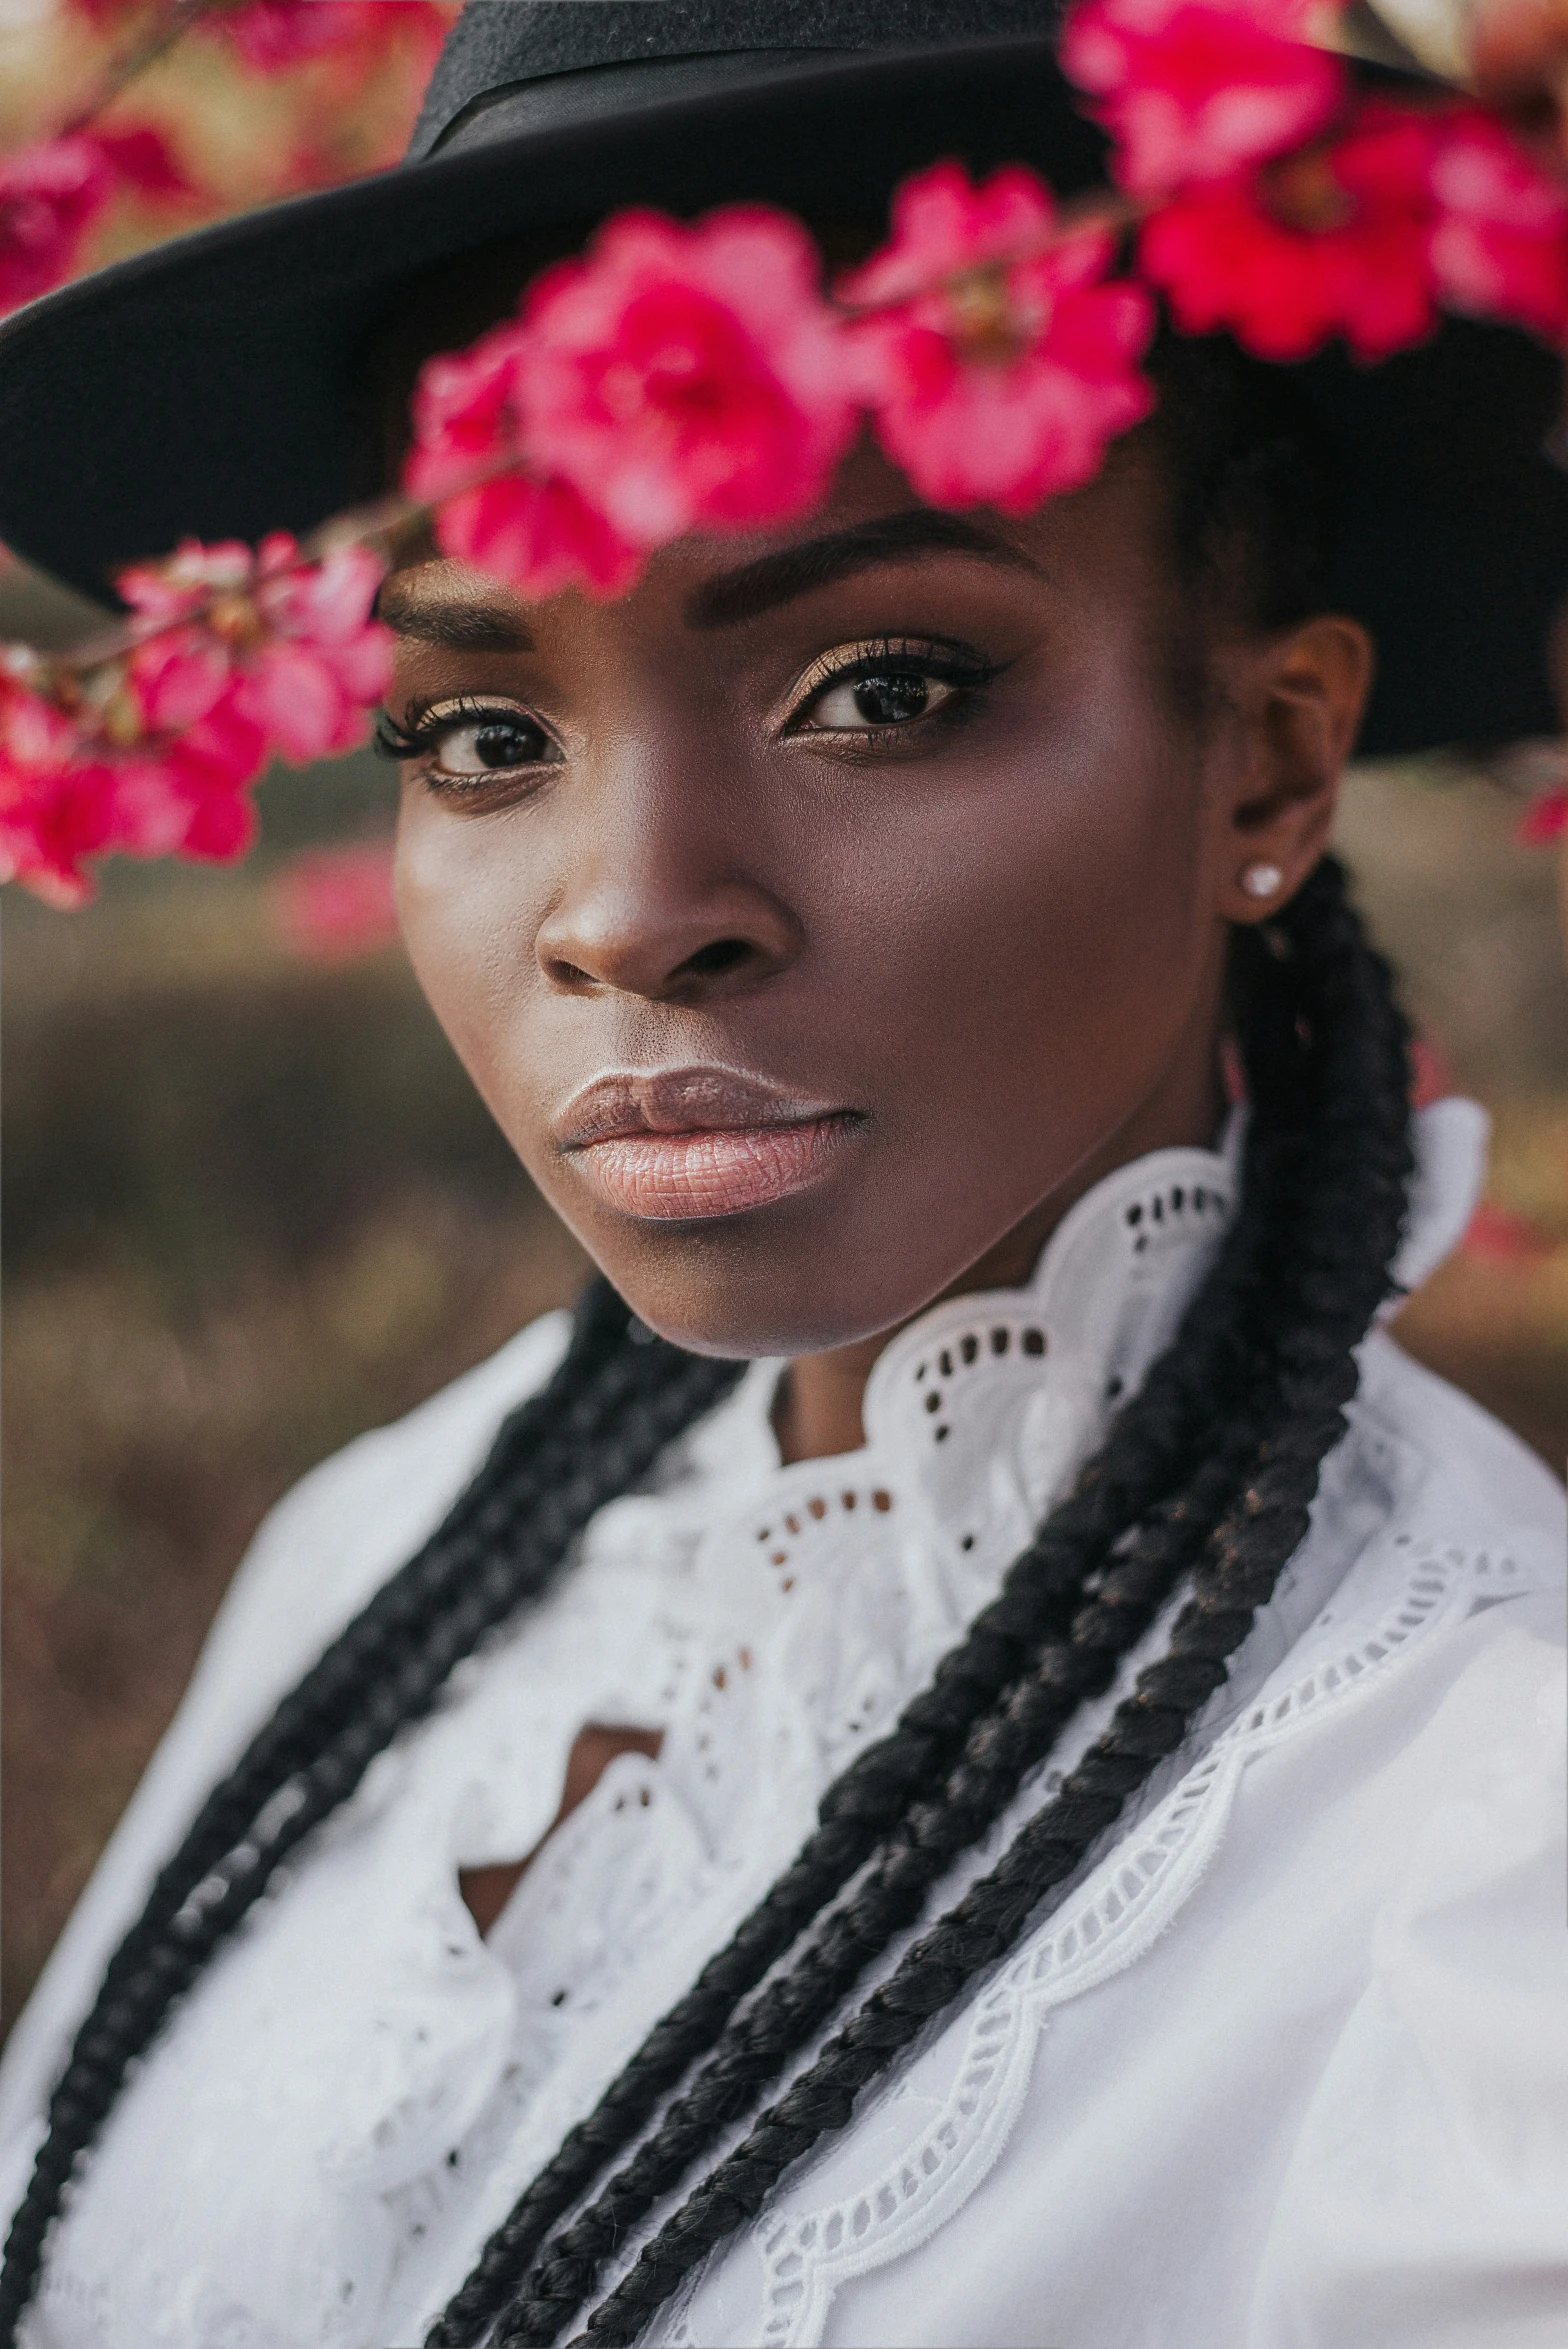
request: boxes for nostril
[678,938,751,979]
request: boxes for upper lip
[554,1064,850,1149]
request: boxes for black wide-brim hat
[1,0,1565,756]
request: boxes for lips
[555,1065,861,1221]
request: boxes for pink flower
[405,328,532,503]
[119,537,257,624]
[1430,108,1568,343]
[242,535,394,759]
[1408,1035,1454,1108]
[120,533,393,768]
[91,125,194,204]
[1461,1198,1555,1262]
[435,473,644,599]
[269,839,400,963]
[1139,100,1442,361]
[109,693,269,865]
[404,327,642,596]
[1061,0,1346,195]
[0,135,112,315]
[0,683,113,904]
[840,162,1154,512]
[214,0,445,73]
[520,206,857,545]
[1518,781,1568,842]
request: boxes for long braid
[0,1286,743,2343]
[438,857,1411,2348]
[425,1002,1293,2348]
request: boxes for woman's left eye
[785,641,995,738]
[810,668,959,730]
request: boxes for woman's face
[387,437,1282,1356]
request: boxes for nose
[535,764,802,1003]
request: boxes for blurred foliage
[0,0,451,271]
[2,739,1566,2039]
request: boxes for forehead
[379,433,1175,652]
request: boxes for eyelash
[374,636,1002,787]
[784,637,1000,737]
[373,698,548,763]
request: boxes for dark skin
[385,433,1370,1927]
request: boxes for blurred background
[3,0,1568,2043]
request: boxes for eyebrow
[374,508,1040,645]
[374,579,535,651]
[684,509,1042,629]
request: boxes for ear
[1212,615,1374,926]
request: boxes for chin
[570,1220,934,1361]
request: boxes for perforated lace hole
[990,1327,1009,1354]
[924,1392,942,1415]
[1022,1327,1045,1356]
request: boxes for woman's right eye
[377,700,559,786]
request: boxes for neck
[773,1054,1227,1465]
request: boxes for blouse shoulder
[1244,1614,1567,2349]
[0,1306,573,2161]
[203,1304,575,1694]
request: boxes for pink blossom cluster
[2,3,450,323]
[0,125,189,317]
[0,538,390,904]
[8,0,1568,902]
[268,837,401,962]
[403,185,1157,598]
[1067,0,1568,359]
[211,0,449,76]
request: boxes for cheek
[816,701,1212,1165]
[394,794,542,1106]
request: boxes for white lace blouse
[2,1106,1564,2349]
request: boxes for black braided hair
[420,854,1411,2349]
[0,1287,744,2340]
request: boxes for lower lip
[569,1116,854,1220]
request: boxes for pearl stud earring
[1241,861,1283,899]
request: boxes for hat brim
[0,34,1563,755]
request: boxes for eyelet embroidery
[909,1320,1048,1448]
[754,1487,895,1594]
[736,1537,1529,2349]
[1120,1176,1227,1261]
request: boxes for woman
[0,6,1563,2345]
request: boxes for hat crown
[411,0,1057,157]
